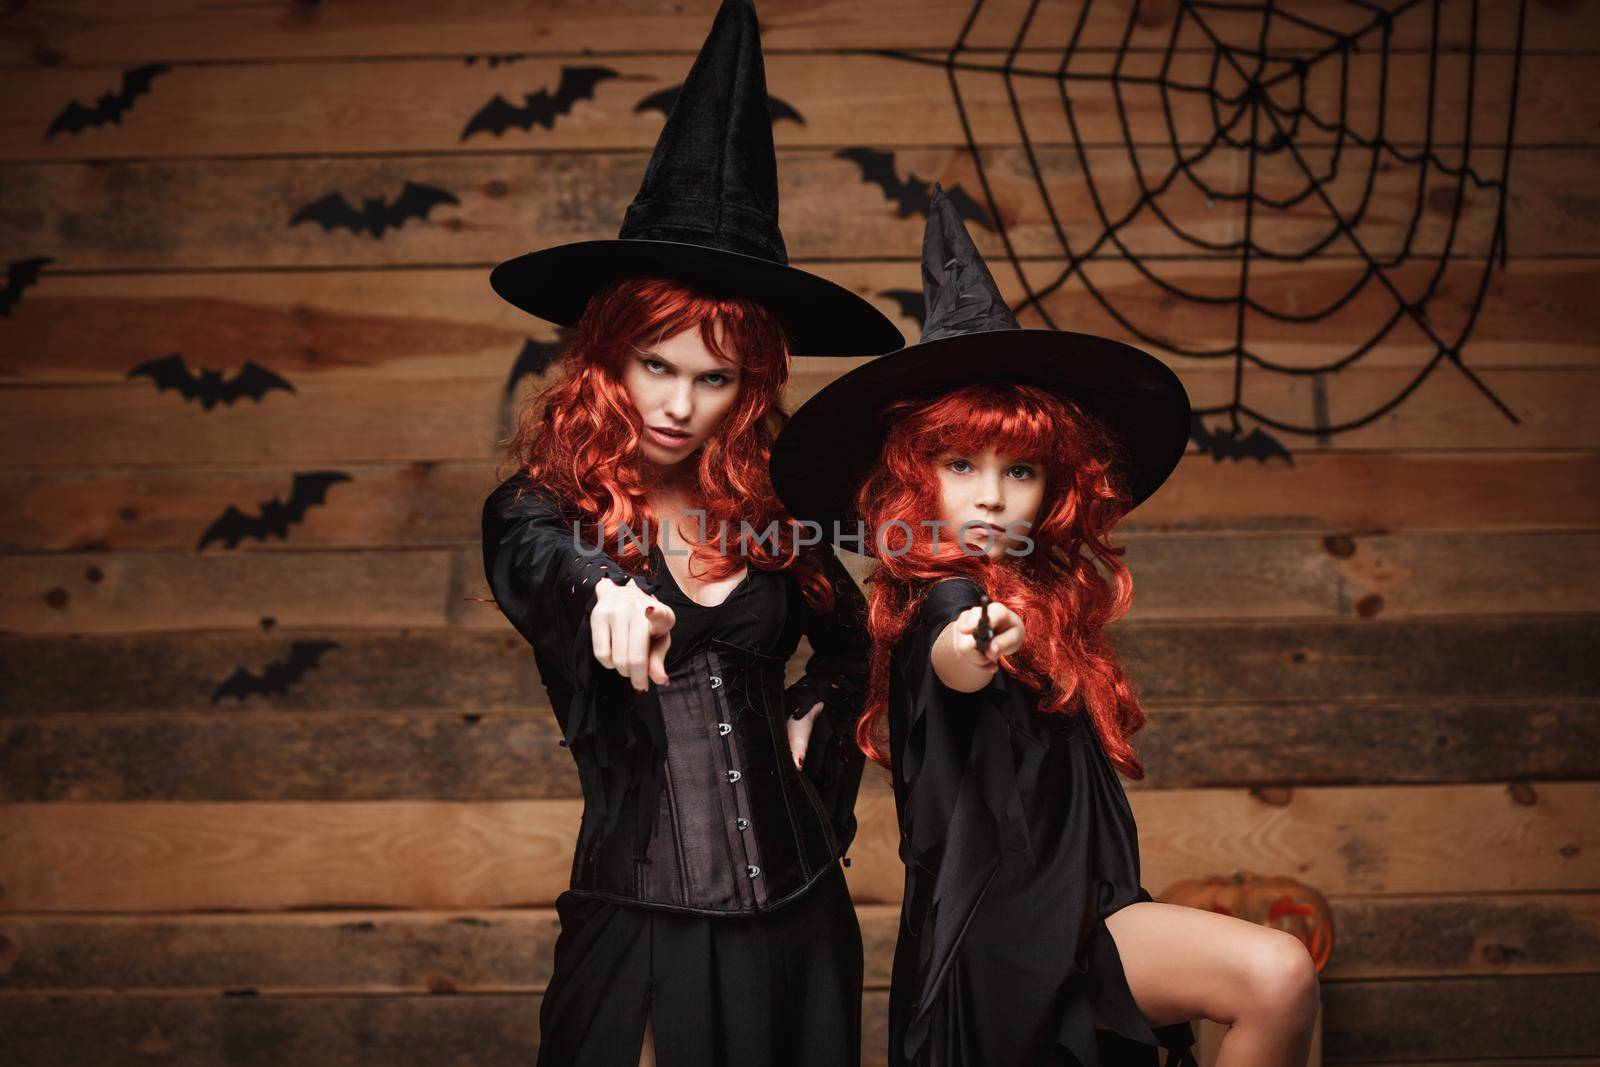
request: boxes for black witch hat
[770,185,1191,550]
[489,0,903,357]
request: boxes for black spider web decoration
[882,0,1528,458]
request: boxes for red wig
[853,382,1150,777]
[499,275,834,609]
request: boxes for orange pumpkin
[1157,870,1335,972]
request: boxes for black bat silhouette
[835,148,994,231]
[634,85,805,126]
[1,256,52,317]
[973,593,993,655]
[212,640,339,703]
[879,288,926,327]
[197,471,352,551]
[1189,414,1296,464]
[460,66,620,140]
[503,336,567,396]
[289,182,459,239]
[46,63,169,139]
[128,354,296,410]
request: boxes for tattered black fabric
[481,471,667,869]
[885,577,1198,1067]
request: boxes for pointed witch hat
[770,185,1191,550]
[488,0,902,357]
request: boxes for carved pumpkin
[1158,870,1335,972]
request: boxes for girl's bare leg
[1104,901,1320,1067]
[636,1009,656,1067]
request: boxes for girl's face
[933,448,1045,560]
[620,320,743,469]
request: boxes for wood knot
[1250,786,1293,807]
[1322,534,1356,558]
[1507,781,1538,806]
[1134,0,1179,27]
[1426,184,1463,216]
[1477,940,1522,966]
[31,44,67,68]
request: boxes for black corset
[571,637,842,915]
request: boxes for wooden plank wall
[2,1,1598,1063]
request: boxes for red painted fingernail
[644,605,655,615]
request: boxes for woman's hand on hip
[787,700,825,769]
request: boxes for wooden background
[1,0,1597,1063]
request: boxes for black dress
[482,480,869,1067]
[885,577,1198,1067]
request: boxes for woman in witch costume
[480,4,903,1065]
[771,189,1322,1066]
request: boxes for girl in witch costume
[480,4,902,1065]
[771,189,1322,1067]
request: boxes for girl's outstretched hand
[955,599,1025,665]
[933,598,1025,693]
[590,577,676,692]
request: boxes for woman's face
[933,447,1045,560]
[620,319,743,469]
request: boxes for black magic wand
[973,592,993,655]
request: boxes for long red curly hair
[498,275,834,609]
[854,382,1151,777]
